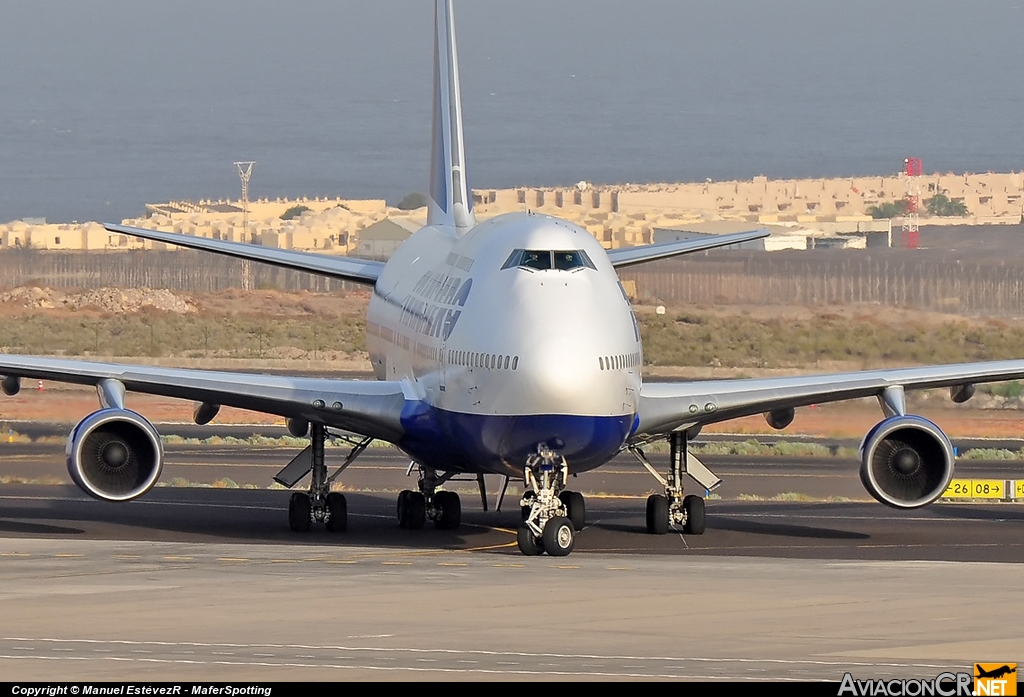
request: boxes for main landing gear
[516,444,585,557]
[274,421,372,534]
[397,465,463,530]
[630,431,721,535]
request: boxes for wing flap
[0,355,407,442]
[607,229,769,269]
[104,224,385,286]
[637,360,1024,436]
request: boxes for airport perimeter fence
[0,248,361,294]
[619,251,1024,317]
[4,248,1024,316]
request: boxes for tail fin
[428,0,476,233]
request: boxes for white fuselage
[366,212,642,475]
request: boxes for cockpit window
[502,249,596,271]
[520,250,552,270]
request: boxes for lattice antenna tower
[234,161,256,291]
[234,161,256,232]
[901,157,922,248]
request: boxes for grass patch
[959,447,1024,460]
[0,313,366,358]
[0,475,64,485]
[769,492,817,502]
[688,439,855,459]
[639,311,1024,368]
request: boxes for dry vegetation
[638,305,1024,369]
[3,286,1024,375]
[0,287,368,360]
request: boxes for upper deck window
[501,249,597,271]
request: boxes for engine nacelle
[66,409,164,501]
[859,415,954,509]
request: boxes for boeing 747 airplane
[3,1,1024,556]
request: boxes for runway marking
[605,566,633,570]
[326,560,356,564]
[381,561,413,566]
[54,554,83,558]
[438,562,467,567]
[0,654,786,679]
[554,565,579,570]
[1,552,30,556]
[0,636,953,669]
[217,557,249,562]
[113,554,141,559]
[491,563,523,568]
[462,541,517,552]
[162,556,192,561]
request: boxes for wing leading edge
[607,229,769,269]
[104,224,385,286]
[0,355,408,442]
[636,360,1024,436]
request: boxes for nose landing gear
[517,444,581,556]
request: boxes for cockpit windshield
[501,249,597,271]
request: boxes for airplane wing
[104,224,385,286]
[636,360,1024,436]
[0,355,408,442]
[607,229,769,269]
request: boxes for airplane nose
[522,333,597,413]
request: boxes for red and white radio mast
[901,157,922,248]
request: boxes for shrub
[396,192,429,210]
[280,205,312,220]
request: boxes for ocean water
[1,0,1022,223]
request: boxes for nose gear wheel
[517,444,580,556]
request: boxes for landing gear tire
[559,490,585,530]
[542,516,575,556]
[682,494,705,535]
[289,492,312,532]
[325,492,348,532]
[646,494,669,535]
[398,490,426,529]
[516,526,544,556]
[434,490,461,530]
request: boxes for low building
[353,218,422,260]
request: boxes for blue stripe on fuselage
[398,401,634,476]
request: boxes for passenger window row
[449,350,519,371]
[599,352,640,371]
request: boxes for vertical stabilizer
[428,0,476,233]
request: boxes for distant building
[353,218,421,260]
[653,219,891,251]
[653,222,806,251]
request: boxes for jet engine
[66,409,164,501]
[859,415,954,509]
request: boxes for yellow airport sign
[971,480,1004,499]
[942,480,1007,499]
[944,480,972,498]
[1016,481,1024,499]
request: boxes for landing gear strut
[397,465,462,530]
[280,424,371,533]
[631,431,720,535]
[517,444,581,556]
